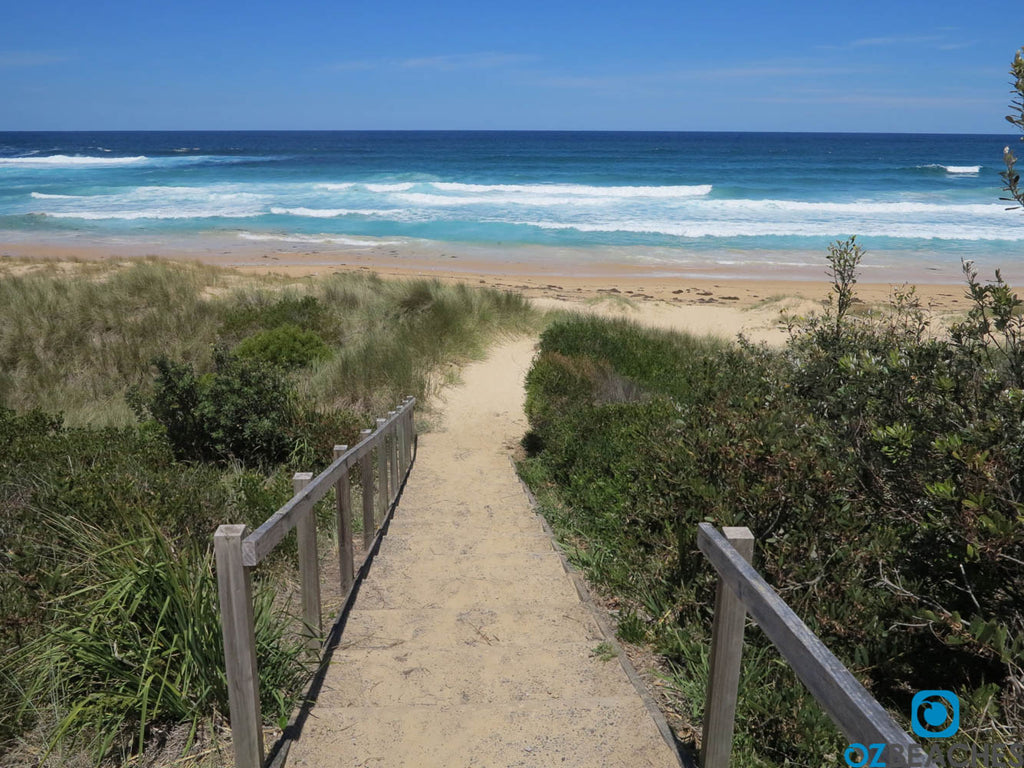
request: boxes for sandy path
[286,336,680,767]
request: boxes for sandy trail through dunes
[286,335,681,767]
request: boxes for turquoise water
[1,131,1021,277]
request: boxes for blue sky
[1,0,1020,132]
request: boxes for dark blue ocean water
[0,131,1020,275]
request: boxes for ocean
[0,130,1021,281]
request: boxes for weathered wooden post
[388,409,399,500]
[375,417,388,524]
[403,398,414,467]
[333,445,354,596]
[214,524,264,768]
[403,397,411,462]
[359,428,374,548]
[293,472,321,650]
[396,405,407,478]
[702,526,755,768]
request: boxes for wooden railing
[214,397,416,768]
[697,523,935,768]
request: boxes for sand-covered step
[316,643,642,708]
[353,567,580,611]
[286,337,679,767]
[288,700,679,768]
[366,550,568,582]
[374,530,555,558]
[384,518,548,542]
[336,605,604,651]
[390,502,548,535]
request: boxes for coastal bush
[0,405,305,760]
[520,245,1024,764]
[221,293,330,340]
[10,511,306,763]
[0,259,538,761]
[130,351,296,466]
[233,323,331,370]
[1002,48,1024,210]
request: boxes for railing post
[403,397,411,462]
[396,406,407,478]
[702,526,755,768]
[359,428,375,548]
[388,410,399,502]
[293,472,321,650]
[375,417,388,524]
[404,398,414,465]
[214,524,264,768]
[333,445,355,596]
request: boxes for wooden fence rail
[696,523,934,768]
[214,397,416,768]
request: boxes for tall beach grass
[0,257,539,764]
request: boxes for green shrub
[9,511,306,763]
[234,323,330,370]
[221,294,329,338]
[0,406,295,756]
[521,246,1024,764]
[0,260,540,759]
[131,351,296,466]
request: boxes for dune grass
[0,261,227,425]
[0,260,538,427]
[0,258,540,765]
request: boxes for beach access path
[286,335,681,767]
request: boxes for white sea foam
[696,199,1004,216]
[269,206,403,218]
[365,183,416,192]
[271,207,352,218]
[2,154,276,170]
[522,218,1024,241]
[393,191,595,208]
[0,155,148,167]
[919,164,982,174]
[430,182,712,198]
[237,232,404,247]
[44,209,262,220]
[30,185,268,219]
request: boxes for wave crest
[1,155,148,168]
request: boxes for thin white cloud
[0,51,70,69]
[329,60,376,73]
[399,53,538,71]
[328,52,537,74]
[539,65,861,91]
[753,93,992,108]
[848,35,944,48]
[820,33,975,52]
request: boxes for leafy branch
[1001,48,1024,211]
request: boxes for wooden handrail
[215,397,416,768]
[696,523,934,768]
[242,403,411,566]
